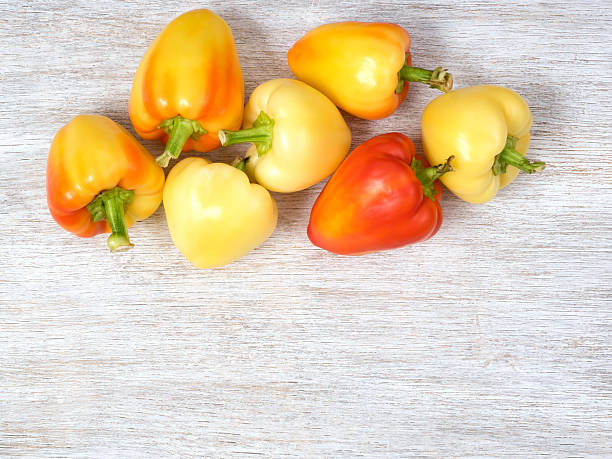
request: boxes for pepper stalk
[86,187,135,252]
[492,136,546,175]
[155,116,207,167]
[411,156,455,201]
[396,58,453,94]
[218,111,275,157]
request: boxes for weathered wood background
[1,0,610,456]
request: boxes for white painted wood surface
[1,0,611,456]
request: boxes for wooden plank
[0,0,610,456]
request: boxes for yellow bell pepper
[288,22,452,120]
[218,78,351,193]
[129,9,244,167]
[421,85,545,203]
[163,157,277,269]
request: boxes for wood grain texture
[1,0,611,456]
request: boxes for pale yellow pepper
[219,78,351,193]
[422,85,545,203]
[163,157,277,268]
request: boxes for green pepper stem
[231,156,249,172]
[86,187,134,252]
[492,137,546,175]
[218,111,274,156]
[411,156,455,201]
[155,116,207,167]
[396,65,453,93]
[219,125,271,146]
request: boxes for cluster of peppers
[46,9,546,268]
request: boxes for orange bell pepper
[288,22,452,120]
[129,9,244,167]
[46,115,165,252]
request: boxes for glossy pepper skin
[308,133,453,255]
[422,85,546,204]
[129,9,244,167]
[219,79,351,192]
[288,22,452,120]
[47,115,165,252]
[163,157,277,269]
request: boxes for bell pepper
[163,157,277,268]
[218,78,351,193]
[308,133,453,255]
[421,85,546,204]
[129,9,244,167]
[288,22,452,120]
[46,115,165,252]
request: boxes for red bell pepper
[308,133,453,255]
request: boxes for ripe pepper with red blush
[46,115,165,252]
[308,133,453,255]
[129,9,244,167]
